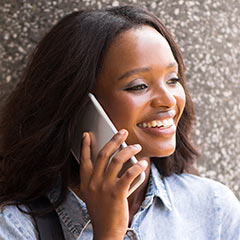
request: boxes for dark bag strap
[27,197,65,240]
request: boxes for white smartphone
[71,93,145,197]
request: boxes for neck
[128,157,151,207]
[126,157,151,227]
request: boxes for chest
[61,203,221,240]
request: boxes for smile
[137,117,176,137]
[137,118,174,129]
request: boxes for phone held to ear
[71,93,145,197]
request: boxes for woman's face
[95,26,186,158]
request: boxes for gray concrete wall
[1,0,240,199]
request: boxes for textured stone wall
[1,0,240,199]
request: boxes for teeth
[163,119,168,126]
[138,118,174,128]
[168,118,174,125]
[152,121,157,127]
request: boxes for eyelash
[126,84,148,91]
[167,78,179,85]
[125,78,179,91]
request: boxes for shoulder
[169,173,238,199]
[0,204,38,240]
[164,173,240,236]
[165,173,240,205]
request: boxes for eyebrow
[118,62,178,81]
[118,67,151,81]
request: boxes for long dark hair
[0,6,199,209]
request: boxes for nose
[150,84,176,109]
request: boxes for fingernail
[119,129,127,135]
[139,160,148,168]
[82,132,88,138]
[133,144,142,150]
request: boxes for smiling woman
[0,5,240,240]
[95,26,186,159]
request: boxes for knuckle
[111,132,123,143]
[80,153,90,163]
[125,169,133,179]
[112,133,120,141]
[88,182,97,193]
[97,150,108,159]
[101,182,109,193]
[111,156,122,165]
[80,154,86,162]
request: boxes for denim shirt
[1,163,240,240]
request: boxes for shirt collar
[146,162,173,211]
[48,185,90,239]
[48,162,172,238]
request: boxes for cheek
[99,94,142,130]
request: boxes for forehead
[97,26,177,83]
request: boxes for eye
[166,78,179,85]
[125,84,148,91]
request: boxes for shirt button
[126,231,135,240]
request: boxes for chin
[137,145,176,159]
[153,148,175,158]
[155,150,175,158]
[149,140,176,157]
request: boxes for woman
[0,5,240,240]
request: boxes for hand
[79,129,147,240]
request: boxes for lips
[137,109,176,128]
[136,109,177,136]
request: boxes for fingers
[80,129,147,199]
[117,160,148,194]
[92,129,128,179]
[80,132,93,188]
[104,144,142,183]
